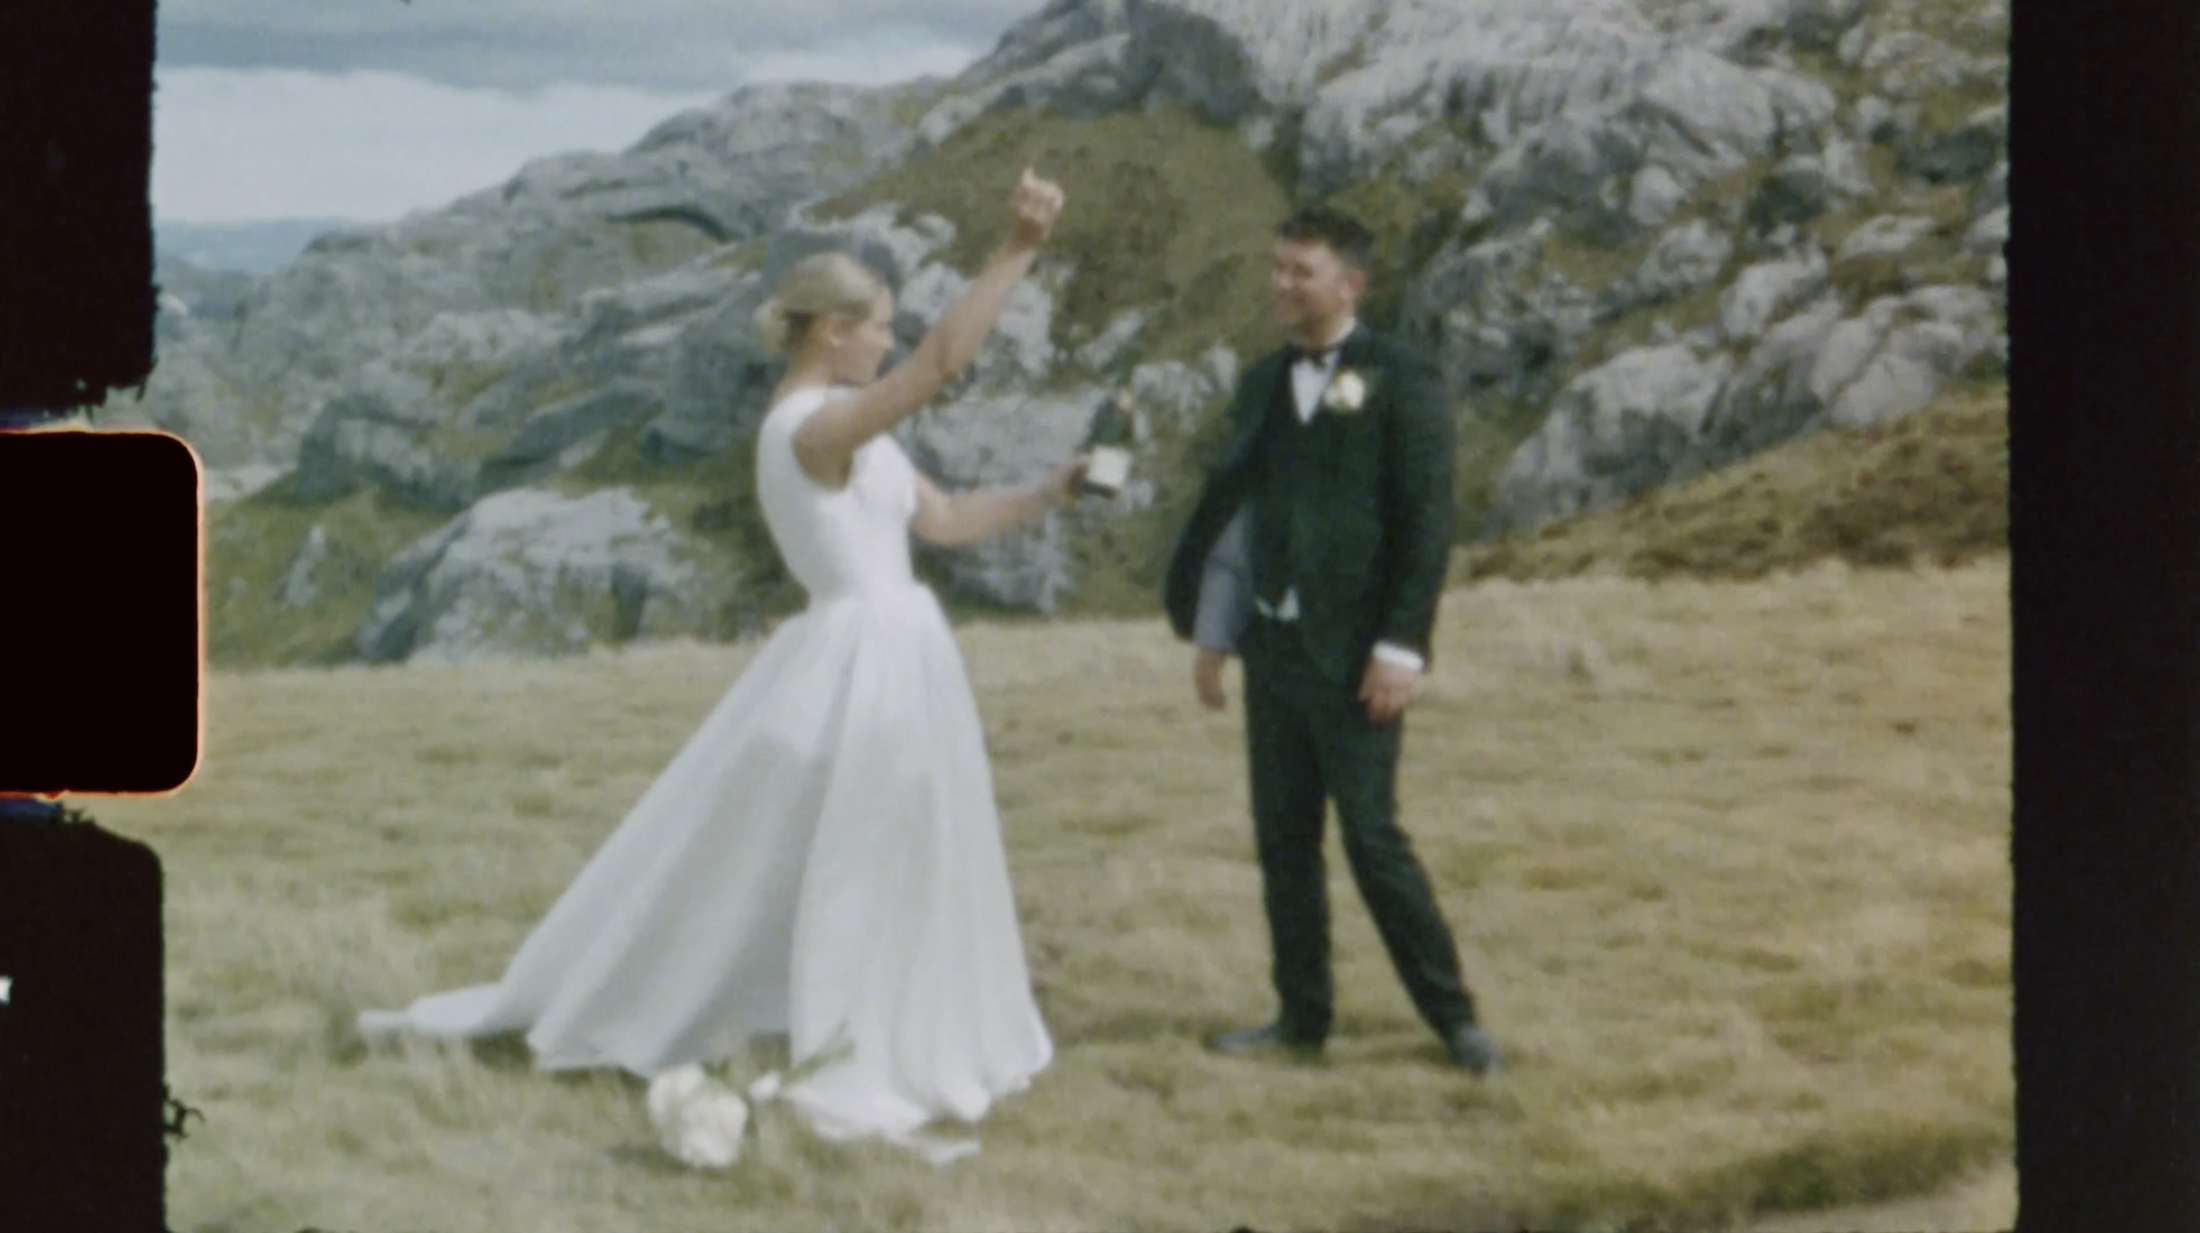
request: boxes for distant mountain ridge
[156,218,361,276]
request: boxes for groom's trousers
[1239,616,1479,1043]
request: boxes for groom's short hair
[1277,208,1376,274]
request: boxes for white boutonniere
[1322,368,1371,415]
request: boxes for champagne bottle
[1078,352,1138,498]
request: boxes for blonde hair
[753,251,888,358]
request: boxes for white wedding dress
[358,386,1054,1156]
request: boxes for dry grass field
[73,387,2015,1231]
[89,547,2011,1232]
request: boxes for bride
[361,168,1076,1158]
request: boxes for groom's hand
[1193,648,1230,711]
[1359,658,1419,725]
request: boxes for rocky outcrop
[274,524,380,610]
[1491,278,2003,534]
[355,487,728,664]
[291,365,477,510]
[1402,219,1603,419]
[138,0,2004,665]
[1720,248,1830,345]
[1491,344,1735,531]
[111,81,926,472]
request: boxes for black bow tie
[1291,342,1343,367]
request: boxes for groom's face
[1271,238,1365,342]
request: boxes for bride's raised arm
[791,168,1066,489]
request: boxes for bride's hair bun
[754,298,796,358]
[754,252,888,359]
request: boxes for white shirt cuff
[1372,642,1425,674]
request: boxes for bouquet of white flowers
[645,1065,749,1169]
[643,1027,856,1171]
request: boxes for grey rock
[1899,284,2003,366]
[1900,102,2007,184]
[124,80,919,476]
[1818,136,1876,199]
[1127,347,1238,439]
[201,463,288,504]
[1978,158,2009,213]
[1679,0,1795,61]
[1628,165,1689,228]
[544,262,768,417]
[291,364,479,510]
[1403,220,1598,414]
[479,381,662,494]
[894,264,1058,391]
[1851,95,1918,145]
[918,33,1139,148]
[1858,30,1990,101]
[1694,291,1848,462]
[1837,215,1938,263]
[944,0,1839,223]
[355,486,724,664]
[1075,309,1151,375]
[1681,324,1727,351]
[1750,153,1837,228]
[1614,219,1735,310]
[1469,115,1649,245]
[1819,331,1940,428]
[1721,248,1832,344]
[390,309,564,386]
[641,275,778,463]
[276,525,340,609]
[1701,285,2000,463]
[945,0,1135,86]
[1836,21,1872,68]
[1966,206,2010,253]
[128,0,2015,664]
[1628,49,1787,181]
[1806,303,1898,405]
[1827,313,1983,428]
[765,203,957,294]
[1787,0,1871,51]
[1489,344,1735,532]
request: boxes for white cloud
[159,0,1028,92]
[741,30,986,86]
[152,22,989,226]
[154,68,723,223]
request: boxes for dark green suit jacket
[1164,325,1457,683]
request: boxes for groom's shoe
[1207,1021,1323,1061]
[1443,1022,1504,1076]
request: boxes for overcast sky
[154,0,1040,224]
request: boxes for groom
[1163,207,1501,1075]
